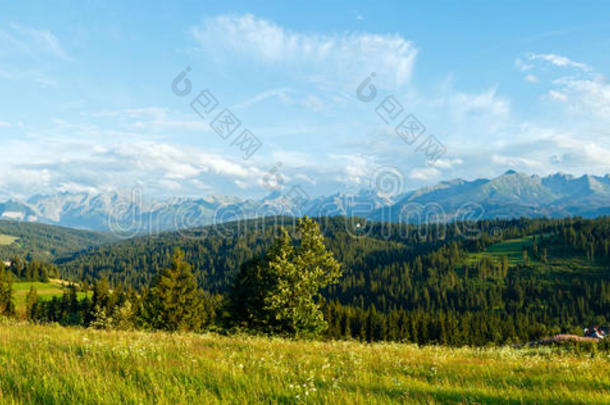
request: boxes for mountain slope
[378,171,610,221]
[0,220,117,262]
[55,216,610,347]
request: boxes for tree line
[6,218,342,339]
[2,216,609,345]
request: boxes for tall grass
[0,320,608,404]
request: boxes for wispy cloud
[548,90,567,101]
[86,107,211,132]
[0,23,71,61]
[409,167,440,180]
[233,88,293,110]
[522,52,610,119]
[190,14,418,88]
[527,53,590,71]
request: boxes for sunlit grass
[0,321,608,404]
[11,281,89,311]
[466,236,533,266]
[463,234,608,282]
[0,234,17,246]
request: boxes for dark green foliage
[25,286,39,320]
[6,256,57,282]
[30,281,138,329]
[0,220,116,262]
[88,278,113,328]
[27,250,214,332]
[0,263,15,316]
[230,218,342,337]
[141,248,213,332]
[47,216,610,345]
[229,257,274,330]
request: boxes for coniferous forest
[2,216,607,346]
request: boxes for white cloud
[551,134,610,168]
[0,131,270,199]
[527,53,590,71]
[548,90,567,101]
[89,107,169,119]
[557,76,610,117]
[190,14,417,88]
[428,158,463,169]
[515,58,534,72]
[491,154,542,168]
[525,74,539,83]
[86,107,211,132]
[409,167,440,180]
[293,173,316,185]
[450,88,509,118]
[328,154,374,186]
[0,23,70,61]
[431,87,511,139]
[130,119,209,131]
[233,88,293,110]
[523,53,610,120]
[300,95,325,111]
[271,150,313,167]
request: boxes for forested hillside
[0,220,116,262]
[56,216,610,345]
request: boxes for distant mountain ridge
[376,171,610,222]
[1,171,609,232]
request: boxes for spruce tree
[0,266,15,316]
[143,248,209,331]
[87,278,111,327]
[25,286,39,320]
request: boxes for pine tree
[25,286,39,320]
[143,248,209,332]
[88,278,111,327]
[0,266,15,316]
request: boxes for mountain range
[1,171,609,234]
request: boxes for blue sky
[1,1,610,200]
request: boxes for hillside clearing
[0,322,609,404]
[11,281,89,311]
[0,234,17,246]
[466,236,533,265]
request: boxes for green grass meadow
[11,281,89,312]
[466,237,533,266]
[465,235,609,279]
[12,281,64,309]
[0,321,609,404]
[0,234,17,246]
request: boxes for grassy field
[0,322,609,404]
[466,236,534,266]
[0,233,17,246]
[12,281,89,311]
[464,235,609,282]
